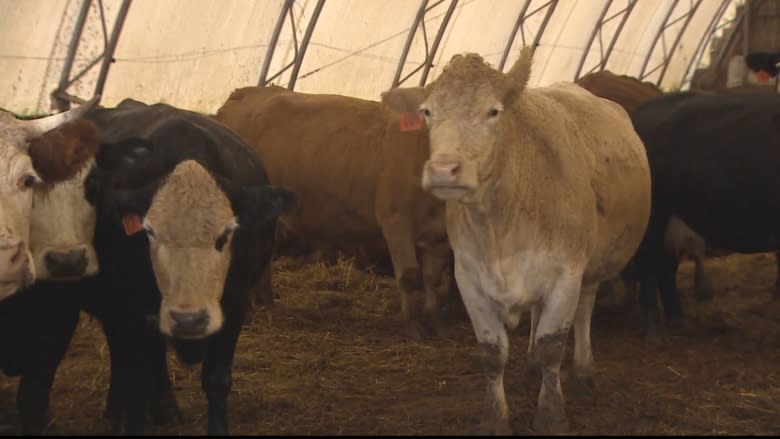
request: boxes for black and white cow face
[111,159,294,339]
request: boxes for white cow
[383,48,651,434]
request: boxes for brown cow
[215,86,454,339]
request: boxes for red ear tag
[399,111,423,132]
[122,214,144,236]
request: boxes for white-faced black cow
[81,99,294,435]
[0,118,100,435]
[630,91,780,337]
[0,99,98,300]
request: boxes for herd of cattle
[0,47,778,435]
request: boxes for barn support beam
[391,0,460,88]
[498,0,559,72]
[679,0,733,90]
[258,0,326,90]
[573,0,637,80]
[51,0,132,111]
[639,0,703,86]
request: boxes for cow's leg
[100,323,127,433]
[569,282,598,395]
[636,218,667,341]
[457,274,511,435]
[774,251,780,300]
[420,241,453,336]
[252,264,274,308]
[693,253,715,302]
[202,284,249,436]
[149,336,182,427]
[379,216,424,339]
[530,273,582,434]
[657,253,684,328]
[524,304,541,383]
[17,305,80,435]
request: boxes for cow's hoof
[694,287,714,302]
[150,399,183,427]
[523,359,541,385]
[569,371,596,396]
[403,322,424,341]
[477,419,512,435]
[422,310,452,338]
[400,268,424,291]
[532,408,569,435]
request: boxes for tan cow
[383,49,651,433]
[0,98,98,300]
[215,86,453,339]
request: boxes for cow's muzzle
[45,247,88,279]
[168,308,210,338]
[423,155,472,199]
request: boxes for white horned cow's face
[29,161,99,281]
[381,49,533,201]
[0,99,99,300]
[112,159,294,339]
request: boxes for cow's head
[381,48,533,202]
[0,98,99,300]
[28,120,99,281]
[101,156,294,339]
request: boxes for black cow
[79,98,295,435]
[630,91,780,337]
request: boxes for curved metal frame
[638,0,703,86]
[257,0,326,90]
[574,0,637,80]
[51,0,132,111]
[679,0,733,90]
[391,0,460,88]
[498,0,559,72]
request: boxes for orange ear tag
[122,214,144,236]
[399,111,423,132]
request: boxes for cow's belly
[455,249,568,328]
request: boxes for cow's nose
[169,309,210,337]
[45,248,88,278]
[427,159,462,185]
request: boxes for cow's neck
[447,111,554,255]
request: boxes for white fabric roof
[0,0,740,114]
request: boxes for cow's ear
[381,86,430,114]
[234,185,296,226]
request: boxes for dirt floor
[1,252,779,435]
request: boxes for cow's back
[576,70,663,113]
[89,100,268,188]
[631,92,780,252]
[215,87,436,245]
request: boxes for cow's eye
[144,225,156,239]
[419,107,431,118]
[18,173,41,190]
[487,107,502,118]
